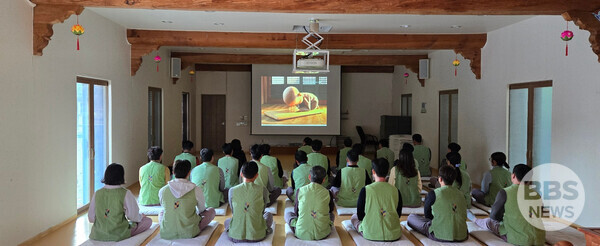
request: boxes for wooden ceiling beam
[33,4,84,55]
[30,0,600,15]
[562,10,600,63]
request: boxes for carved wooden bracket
[33,4,84,56]
[562,10,600,63]
[454,48,482,79]
[130,44,160,76]
[404,62,426,87]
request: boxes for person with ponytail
[447,152,472,209]
[471,152,512,206]
[388,149,422,207]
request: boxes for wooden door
[439,89,458,164]
[202,95,226,151]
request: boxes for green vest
[394,167,421,207]
[499,184,546,246]
[159,185,201,240]
[452,169,472,208]
[307,152,329,186]
[357,155,372,181]
[460,160,467,170]
[291,164,312,198]
[174,152,197,169]
[253,161,271,190]
[359,182,402,241]
[89,188,131,241]
[376,147,396,171]
[292,183,332,240]
[218,156,240,189]
[139,161,167,205]
[337,167,367,207]
[298,145,313,154]
[430,186,468,241]
[228,182,268,241]
[191,162,224,208]
[260,155,283,188]
[413,145,431,176]
[484,167,512,206]
[338,147,351,168]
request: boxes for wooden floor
[22,153,480,246]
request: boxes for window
[76,77,108,210]
[401,94,412,116]
[148,87,162,148]
[182,92,190,141]
[509,81,552,167]
[286,76,300,84]
[302,77,317,85]
[271,76,285,85]
[318,77,328,85]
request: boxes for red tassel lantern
[71,15,84,51]
[452,58,460,77]
[403,72,409,84]
[154,55,162,72]
[561,22,574,56]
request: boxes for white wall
[0,1,195,244]
[397,15,600,227]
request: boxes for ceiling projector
[297,57,325,68]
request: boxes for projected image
[261,76,327,126]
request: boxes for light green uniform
[452,168,472,208]
[484,167,511,206]
[307,152,329,186]
[337,167,367,207]
[191,162,224,208]
[338,147,352,168]
[174,152,197,169]
[500,184,546,246]
[359,182,402,241]
[89,188,132,241]
[298,145,313,154]
[430,186,468,241]
[394,167,421,207]
[260,155,283,188]
[218,156,240,189]
[413,145,431,177]
[139,161,167,205]
[228,182,269,241]
[159,185,201,239]
[357,155,372,181]
[291,164,312,199]
[254,161,272,191]
[376,147,396,170]
[291,182,333,240]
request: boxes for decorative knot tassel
[77,37,80,51]
[566,43,569,56]
[455,68,457,77]
[156,64,159,72]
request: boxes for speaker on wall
[419,58,429,79]
[171,57,181,78]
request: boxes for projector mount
[293,18,330,74]
[302,19,324,50]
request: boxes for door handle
[221,122,225,126]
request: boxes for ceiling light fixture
[161,20,173,24]
[451,25,462,29]
[213,22,225,26]
[400,25,411,28]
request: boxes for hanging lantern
[71,15,84,51]
[452,58,460,77]
[403,72,409,84]
[561,22,574,56]
[189,70,196,75]
[154,55,162,72]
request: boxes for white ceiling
[89,8,532,34]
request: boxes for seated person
[283,86,319,112]
[439,142,467,170]
[230,139,247,166]
[218,143,240,189]
[389,149,423,207]
[330,150,372,207]
[412,134,432,177]
[471,152,512,206]
[306,139,331,185]
[351,158,403,241]
[297,137,313,155]
[225,161,274,243]
[250,144,281,206]
[139,146,170,206]
[376,139,395,171]
[159,160,216,239]
[448,152,472,209]
[286,150,312,201]
[89,163,152,241]
[285,166,335,240]
[191,148,227,208]
[336,138,352,170]
[352,144,373,181]
[468,164,545,245]
[407,165,468,242]
[173,140,198,170]
[259,144,287,188]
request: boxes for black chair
[356,126,379,152]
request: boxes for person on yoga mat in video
[351,158,403,242]
[283,86,319,112]
[467,164,546,246]
[407,165,468,242]
[159,160,216,240]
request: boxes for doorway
[148,87,162,148]
[439,89,458,164]
[202,95,226,151]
